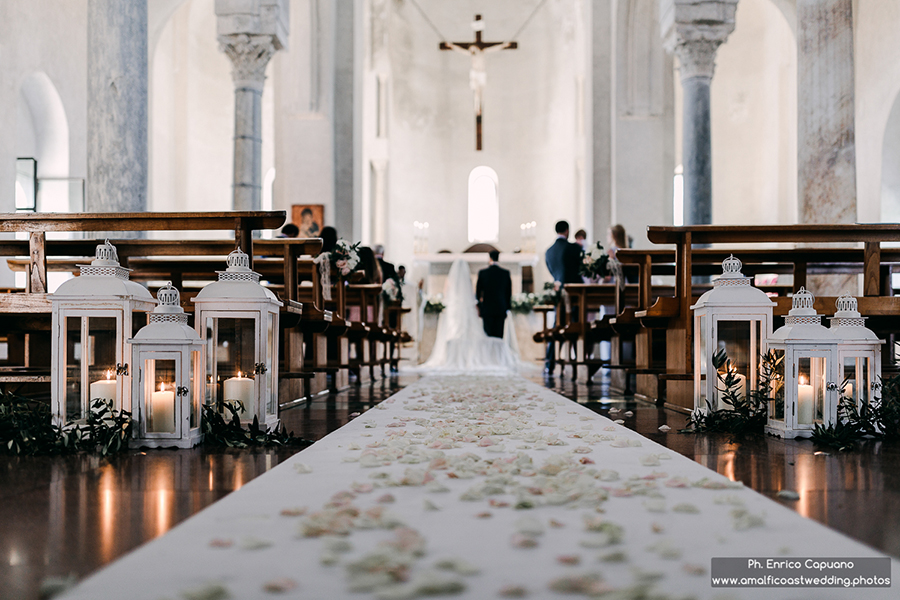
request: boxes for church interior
[1,0,900,598]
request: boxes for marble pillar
[219,35,276,211]
[87,0,148,214]
[661,0,737,225]
[797,0,856,225]
[216,0,288,212]
[333,0,358,240]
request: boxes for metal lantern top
[828,294,881,342]
[770,287,835,342]
[131,283,200,343]
[192,247,281,303]
[690,255,774,309]
[52,239,154,301]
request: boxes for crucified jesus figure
[443,40,514,117]
[440,14,517,150]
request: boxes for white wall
[150,0,275,230]
[854,0,900,223]
[710,0,797,226]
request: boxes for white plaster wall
[382,0,584,278]
[0,0,87,286]
[710,0,797,226]
[150,0,276,231]
[272,0,336,225]
[854,0,900,223]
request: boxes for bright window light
[673,164,684,227]
[468,166,499,243]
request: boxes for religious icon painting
[291,204,324,238]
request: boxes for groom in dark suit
[543,220,583,374]
[476,250,512,338]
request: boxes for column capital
[660,0,739,80]
[219,33,277,90]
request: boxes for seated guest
[373,244,397,280]
[320,226,338,253]
[355,246,384,284]
[278,223,300,238]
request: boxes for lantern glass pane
[191,350,200,429]
[698,316,707,407]
[144,358,177,434]
[132,312,147,336]
[266,315,275,415]
[717,320,751,381]
[797,356,826,425]
[206,317,256,411]
[65,316,82,422]
[86,317,117,408]
[842,355,869,408]
[770,349,785,422]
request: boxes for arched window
[468,166,499,243]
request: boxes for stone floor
[1,373,898,600]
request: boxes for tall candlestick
[223,371,254,419]
[150,383,176,433]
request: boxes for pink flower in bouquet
[336,259,348,270]
[341,267,350,276]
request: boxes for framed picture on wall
[291,204,324,238]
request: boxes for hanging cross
[440,14,517,151]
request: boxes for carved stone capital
[660,0,738,81]
[672,37,726,80]
[219,33,277,91]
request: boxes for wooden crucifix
[440,14,517,151]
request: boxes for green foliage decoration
[683,348,781,435]
[201,401,311,449]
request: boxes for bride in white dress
[419,258,522,373]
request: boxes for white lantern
[50,240,155,425]
[691,255,774,413]
[828,294,883,415]
[766,287,839,439]
[129,283,204,448]
[191,248,282,430]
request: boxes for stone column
[661,0,738,225]
[797,0,856,225]
[216,1,288,211]
[87,0,148,213]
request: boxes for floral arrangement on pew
[423,294,445,314]
[329,240,361,278]
[382,277,403,304]
[536,281,562,306]
[510,292,538,314]
[579,242,611,282]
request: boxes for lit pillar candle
[151,383,176,433]
[797,380,814,424]
[223,371,254,419]
[89,369,117,408]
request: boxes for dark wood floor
[1,373,897,600]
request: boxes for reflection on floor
[1,373,897,600]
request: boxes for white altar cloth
[61,376,895,599]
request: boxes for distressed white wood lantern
[191,248,281,430]
[765,287,839,439]
[50,240,155,425]
[828,294,883,414]
[129,283,204,448]
[691,255,774,413]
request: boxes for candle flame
[158,382,165,392]
[106,369,112,380]
[799,375,808,386]
[238,371,242,378]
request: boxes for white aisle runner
[62,376,895,599]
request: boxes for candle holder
[50,240,155,425]
[828,294,883,418]
[129,283,204,448]
[765,287,839,439]
[192,248,281,430]
[691,256,774,413]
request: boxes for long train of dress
[417,259,523,373]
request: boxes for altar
[412,252,539,297]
